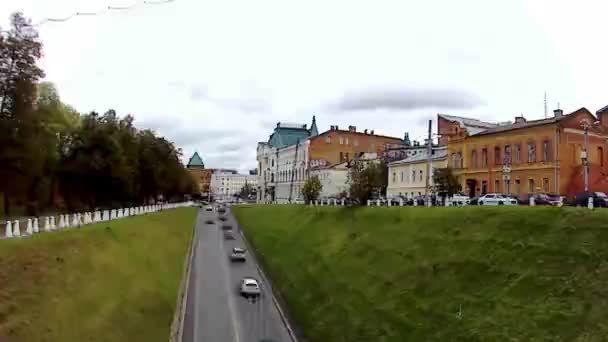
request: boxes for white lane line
[219,227,242,342]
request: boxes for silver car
[230,247,246,262]
[240,277,261,297]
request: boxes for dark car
[519,193,554,206]
[575,191,608,207]
[468,197,479,205]
[224,230,235,240]
[221,224,232,230]
[390,196,407,206]
[217,207,226,214]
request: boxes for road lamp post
[582,123,589,192]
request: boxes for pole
[425,119,432,206]
[583,124,589,192]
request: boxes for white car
[447,194,470,206]
[477,193,518,206]
[204,205,213,211]
[230,247,247,262]
[240,277,261,297]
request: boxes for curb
[169,210,199,342]
[235,217,300,342]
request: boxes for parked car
[230,247,246,262]
[575,191,608,207]
[477,193,518,205]
[389,196,407,206]
[447,193,470,206]
[240,277,261,297]
[520,193,561,206]
[204,205,213,211]
[468,196,479,205]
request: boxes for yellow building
[387,146,447,198]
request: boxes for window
[494,179,500,192]
[599,147,604,166]
[481,180,487,194]
[528,142,536,162]
[325,135,331,143]
[515,179,521,194]
[345,152,349,160]
[543,177,549,192]
[528,178,535,192]
[481,148,488,167]
[471,150,478,168]
[504,144,511,164]
[412,170,416,182]
[392,172,396,183]
[345,137,349,145]
[542,140,550,161]
[514,144,521,163]
[494,146,501,165]
[419,170,423,182]
[339,137,344,145]
[400,171,404,182]
[504,180,510,194]
[339,152,344,161]
[452,153,462,168]
[271,159,275,167]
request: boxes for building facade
[309,161,349,198]
[211,171,257,200]
[445,107,608,199]
[387,146,447,198]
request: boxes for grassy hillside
[0,207,197,342]
[234,205,608,342]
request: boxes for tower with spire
[309,115,319,137]
[403,132,411,146]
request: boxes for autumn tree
[432,167,462,201]
[301,176,322,204]
[348,159,386,204]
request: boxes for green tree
[301,176,322,204]
[348,159,386,204]
[0,12,46,215]
[239,182,254,199]
[432,167,462,201]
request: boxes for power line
[1,0,175,33]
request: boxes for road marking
[219,228,242,342]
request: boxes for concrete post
[58,215,65,229]
[33,218,39,233]
[44,217,51,232]
[376,199,381,207]
[72,214,79,227]
[529,196,535,206]
[110,209,115,220]
[64,215,71,228]
[588,196,594,209]
[367,199,371,206]
[388,199,392,207]
[414,199,418,206]
[445,198,450,207]
[50,216,56,230]
[399,198,404,206]
[13,220,20,236]
[102,210,109,221]
[341,198,345,206]
[26,218,33,235]
[5,221,13,238]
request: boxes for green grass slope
[234,205,608,342]
[0,207,197,342]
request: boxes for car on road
[224,230,235,240]
[205,219,214,224]
[217,207,226,213]
[204,205,213,211]
[230,247,247,262]
[221,223,232,230]
[240,277,261,297]
[477,193,518,205]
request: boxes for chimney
[598,106,608,127]
[364,129,368,134]
[514,116,526,124]
[335,125,339,130]
[348,125,356,132]
[554,109,563,118]
[276,122,280,127]
[370,130,374,135]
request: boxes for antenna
[557,102,560,110]
[544,92,548,118]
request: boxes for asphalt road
[183,207,294,342]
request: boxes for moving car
[224,230,235,240]
[204,205,213,211]
[521,193,561,206]
[230,247,246,262]
[217,207,226,213]
[477,193,518,205]
[240,277,261,297]
[221,223,232,230]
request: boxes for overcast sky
[1,0,606,173]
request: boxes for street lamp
[582,123,589,192]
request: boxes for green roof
[187,152,205,168]
[269,126,310,148]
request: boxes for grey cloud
[188,84,271,113]
[216,141,243,153]
[328,86,485,112]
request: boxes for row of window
[274,168,306,183]
[391,169,427,184]
[478,177,550,194]
[453,140,553,169]
[325,135,361,146]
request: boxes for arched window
[471,150,477,168]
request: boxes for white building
[256,117,319,203]
[387,146,447,198]
[310,161,349,198]
[211,171,257,200]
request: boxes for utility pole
[544,92,548,119]
[583,123,589,191]
[288,139,300,203]
[425,119,432,207]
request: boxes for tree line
[0,12,196,217]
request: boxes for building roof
[268,125,311,148]
[314,128,402,141]
[438,113,498,135]
[472,112,575,137]
[310,115,319,136]
[597,105,608,114]
[389,146,447,166]
[187,152,205,168]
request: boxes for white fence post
[26,218,33,235]
[44,217,51,231]
[5,221,13,238]
[50,216,56,230]
[13,220,20,236]
[33,218,39,233]
[529,196,535,206]
[588,197,594,209]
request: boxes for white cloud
[1,0,606,173]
